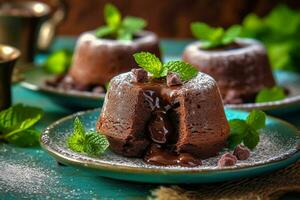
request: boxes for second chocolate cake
[97,68,229,167]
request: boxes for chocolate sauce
[134,81,202,167]
[148,110,173,144]
[144,144,202,167]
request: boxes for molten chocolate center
[138,82,202,167]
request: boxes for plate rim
[20,67,106,100]
[40,108,300,175]
[21,67,300,111]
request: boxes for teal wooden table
[1,37,300,199]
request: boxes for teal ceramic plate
[224,70,300,115]
[40,109,300,184]
[20,67,105,109]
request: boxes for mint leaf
[255,86,287,103]
[164,61,198,81]
[95,26,114,38]
[0,104,43,147]
[228,134,243,149]
[222,25,241,45]
[5,129,40,147]
[85,132,110,155]
[191,22,240,49]
[67,117,86,153]
[122,16,146,34]
[67,118,109,156]
[243,129,260,150]
[133,52,163,78]
[246,110,266,130]
[228,110,266,149]
[104,3,121,29]
[43,49,72,75]
[97,4,147,40]
[191,22,216,40]
[229,119,248,135]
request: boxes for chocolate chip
[233,145,250,160]
[131,68,148,83]
[218,153,237,167]
[167,72,182,87]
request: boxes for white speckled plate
[40,108,300,184]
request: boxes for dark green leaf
[5,129,40,147]
[229,119,248,135]
[255,86,287,103]
[0,104,43,137]
[164,61,198,81]
[85,132,109,156]
[104,3,121,29]
[228,134,243,149]
[246,110,266,130]
[243,129,260,150]
[133,52,163,78]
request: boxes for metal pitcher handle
[38,0,67,51]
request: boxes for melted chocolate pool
[136,80,202,167]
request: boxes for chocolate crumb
[131,68,148,83]
[167,72,182,87]
[233,145,250,160]
[218,153,237,167]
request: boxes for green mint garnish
[191,22,241,49]
[255,86,287,103]
[67,117,109,156]
[95,3,146,40]
[133,52,198,80]
[0,104,43,147]
[228,110,266,149]
[43,49,73,75]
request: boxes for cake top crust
[76,30,158,47]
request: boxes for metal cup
[0,44,20,111]
[0,1,66,65]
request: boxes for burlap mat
[149,161,300,200]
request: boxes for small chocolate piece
[131,68,148,83]
[218,153,237,167]
[167,72,182,87]
[148,110,173,144]
[233,145,250,160]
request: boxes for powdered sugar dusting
[0,144,98,199]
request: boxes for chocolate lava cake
[97,70,230,167]
[68,30,160,87]
[182,39,276,104]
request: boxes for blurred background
[2,0,299,37]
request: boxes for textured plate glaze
[225,70,300,115]
[40,109,300,184]
[20,67,105,109]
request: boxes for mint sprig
[133,52,198,81]
[43,49,73,75]
[228,110,266,149]
[95,3,146,40]
[255,86,287,103]
[191,22,241,49]
[0,104,43,147]
[67,117,109,156]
